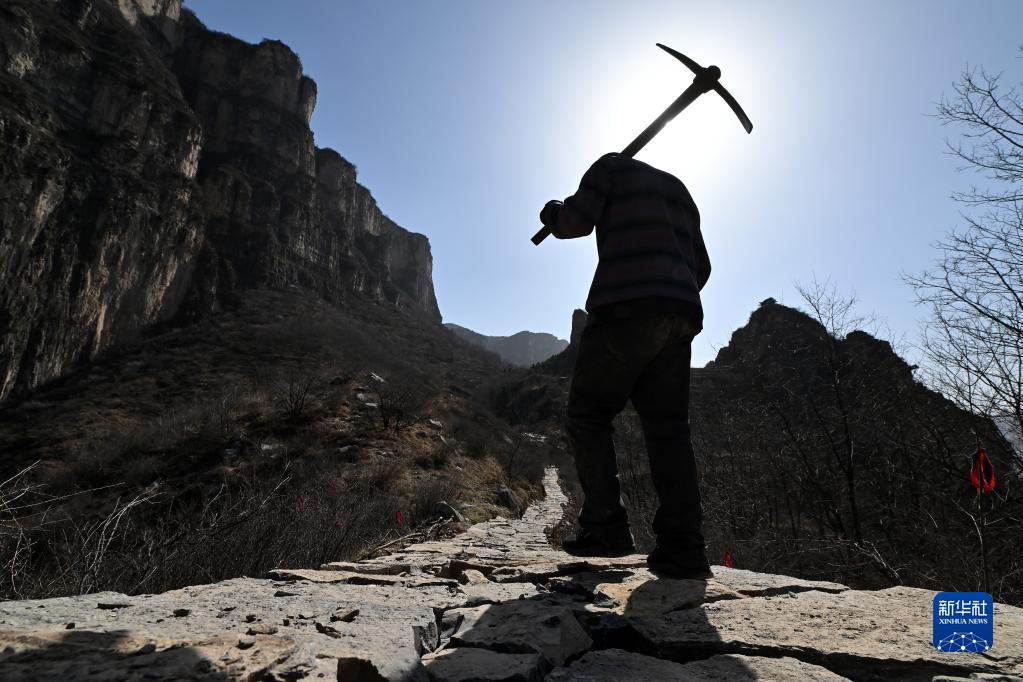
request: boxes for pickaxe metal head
[656,43,752,134]
[619,44,752,158]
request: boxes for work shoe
[647,545,714,580]
[561,528,635,558]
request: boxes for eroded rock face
[0,0,440,400]
[0,0,204,400]
[173,18,439,319]
[1,467,1021,681]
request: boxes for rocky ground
[1,467,1021,681]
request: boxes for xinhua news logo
[933,592,994,653]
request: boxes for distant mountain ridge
[445,323,568,367]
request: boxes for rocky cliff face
[171,12,439,318]
[0,0,204,401]
[0,0,439,400]
[445,323,568,367]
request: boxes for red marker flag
[724,552,734,568]
[970,447,995,494]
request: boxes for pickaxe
[531,44,752,245]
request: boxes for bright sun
[579,50,748,189]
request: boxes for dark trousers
[565,301,705,551]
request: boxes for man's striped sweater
[547,152,711,322]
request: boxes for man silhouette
[540,152,712,579]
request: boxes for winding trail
[1,467,1021,681]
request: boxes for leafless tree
[907,59,1023,471]
[793,277,877,544]
[897,57,1023,597]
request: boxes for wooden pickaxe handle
[531,224,553,245]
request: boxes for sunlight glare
[577,47,750,193]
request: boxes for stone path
[1,467,1021,681]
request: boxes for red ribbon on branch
[970,447,996,494]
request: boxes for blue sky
[184,0,1023,365]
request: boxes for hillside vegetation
[0,290,564,599]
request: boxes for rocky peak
[709,298,829,368]
[705,298,921,391]
[569,308,587,347]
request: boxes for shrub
[275,372,316,420]
[374,380,426,431]
[0,454,472,600]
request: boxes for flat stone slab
[317,560,414,575]
[488,555,649,583]
[0,578,449,681]
[584,572,745,614]
[546,566,847,615]
[458,581,540,605]
[547,649,852,681]
[269,567,458,588]
[710,566,848,596]
[270,567,538,607]
[423,647,546,682]
[629,585,1023,682]
[488,557,844,594]
[446,596,592,667]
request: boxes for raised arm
[539,154,617,239]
